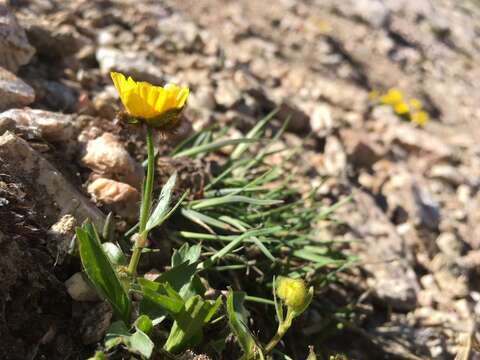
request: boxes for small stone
[428,164,466,187]
[80,302,112,345]
[48,214,76,264]
[214,79,242,108]
[340,128,385,168]
[96,47,164,84]
[0,108,73,142]
[386,122,454,161]
[277,100,310,133]
[310,103,333,136]
[323,135,347,176]
[0,67,35,111]
[65,272,99,302]
[87,178,140,220]
[22,17,85,58]
[81,133,143,188]
[436,232,463,258]
[0,5,35,72]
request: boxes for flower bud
[276,277,308,312]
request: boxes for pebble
[81,133,143,188]
[0,67,35,111]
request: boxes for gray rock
[0,131,105,230]
[0,108,73,142]
[345,191,419,310]
[21,17,85,58]
[0,67,35,111]
[96,46,164,83]
[0,5,35,72]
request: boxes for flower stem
[264,310,294,354]
[128,125,155,277]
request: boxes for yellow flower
[411,111,428,126]
[110,72,189,129]
[380,88,403,105]
[276,277,308,311]
[393,102,409,115]
[409,98,423,110]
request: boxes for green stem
[128,126,155,277]
[264,310,294,354]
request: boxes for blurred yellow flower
[380,88,403,105]
[409,98,423,110]
[276,277,308,311]
[411,111,428,126]
[393,102,409,115]
[110,72,189,128]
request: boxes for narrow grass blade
[230,108,278,160]
[173,138,257,158]
[191,195,282,210]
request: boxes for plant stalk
[128,125,155,276]
[264,310,294,354]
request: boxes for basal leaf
[226,291,256,358]
[76,224,131,324]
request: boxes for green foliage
[105,319,154,358]
[226,291,259,359]
[164,295,222,353]
[77,110,351,359]
[76,223,131,324]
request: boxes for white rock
[0,108,73,142]
[323,135,347,176]
[82,133,143,188]
[65,272,99,302]
[310,103,333,135]
[0,5,35,72]
[0,67,35,111]
[87,177,140,220]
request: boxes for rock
[0,5,35,72]
[383,170,441,230]
[386,122,454,161]
[65,272,98,302]
[277,100,310,133]
[340,128,385,168]
[80,302,112,345]
[28,78,77,112]
[48,214,76,264]
[96,47,164,83]
[92,86,118,119]
[0,131,105,230]
[344,191,419,310]
[0,116,15,134]
[310,103,334,136]
[436,232,462,259]
[0,108,74,142]
[214,79,242,108]
[323,135,347,176]
[21,17,85,58]
[87,178,140,220]
[0,67,35,110]
[81,133,143,188]
[428,164,466,187]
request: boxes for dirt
[1,0,480,359]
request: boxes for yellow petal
[110,72,190,121]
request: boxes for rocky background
[1,0,480,359]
